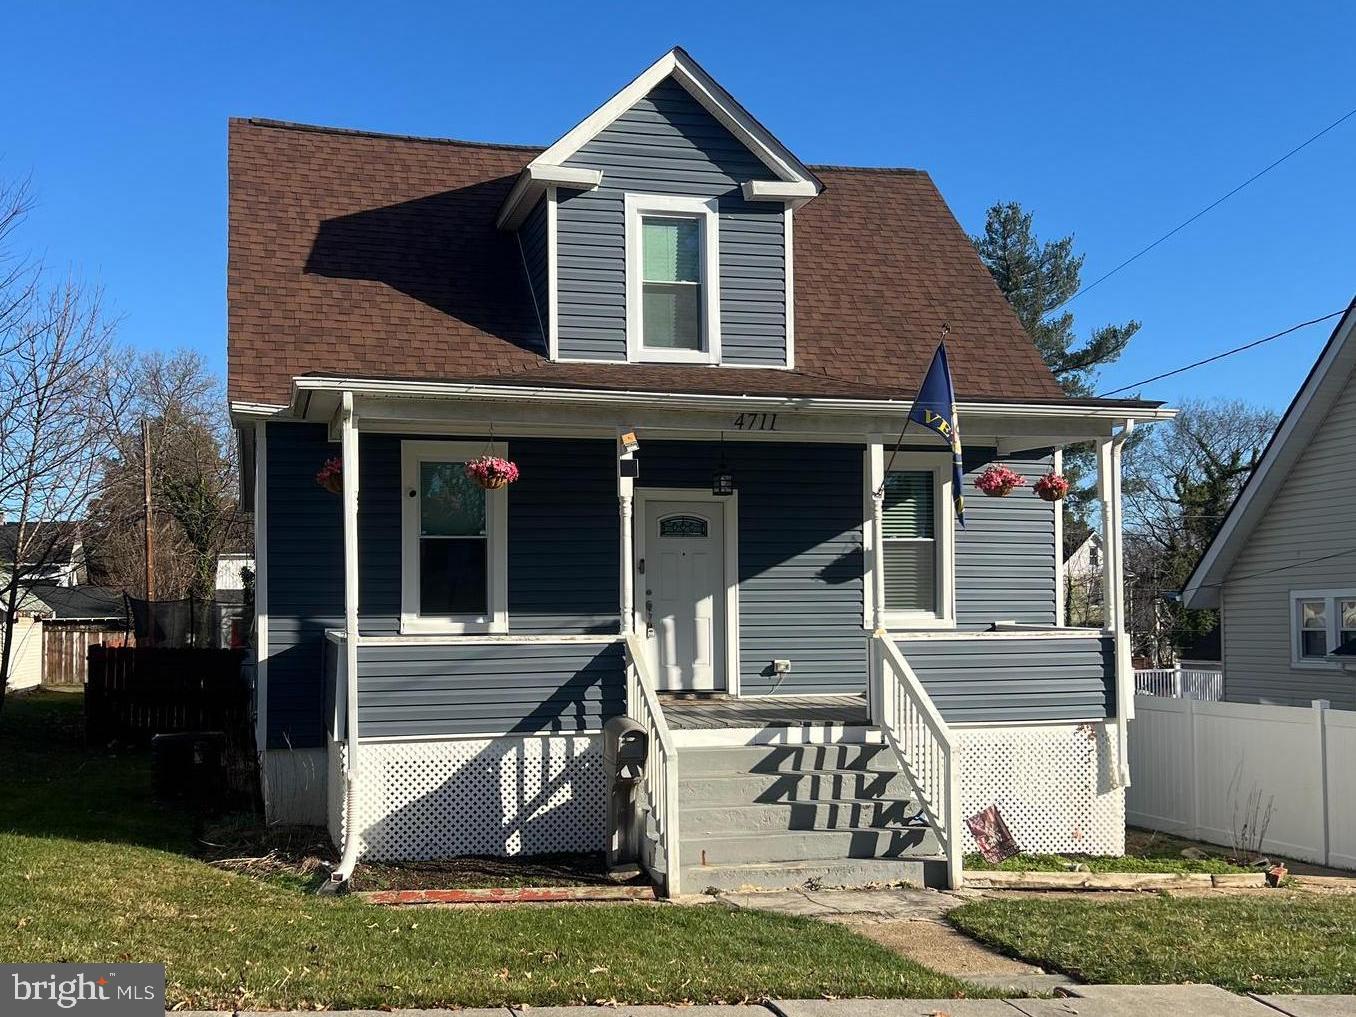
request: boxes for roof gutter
[287,375,1177,423]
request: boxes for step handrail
[871,631,963,889]
[623,633,682,896]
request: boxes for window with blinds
[641,216,702,351]
[882,470,937,613]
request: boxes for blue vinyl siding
[265,423,342,750]
[956,453,1058,629]
[642,441,866,694]
[265,429,1069,744]
[896,634,1116,723]
[356,640,624,738]
[557,79,786,365]
[357,436,619,636]
[519,198,548,349]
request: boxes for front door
[640,498,726,692]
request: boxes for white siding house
[1184,298,1356,709]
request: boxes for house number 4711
[731,413,777,432]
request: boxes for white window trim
[1289,588,1356,670]
[400,440,509,635]
[624,192,721,365]
[864,445,956,630]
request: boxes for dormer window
[642,216,701,350]
[625,194,720,364]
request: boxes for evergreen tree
[972,202,1142,550]
[972,202,1140,397]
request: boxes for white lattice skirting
[955,721,1125,856]
[326,735,605,862]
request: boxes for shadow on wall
[350,649,621,860]
[304,177,546,358]
[361,737,606,860]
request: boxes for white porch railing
[623,633,682,896]
[1134,667,1224,702]
[870,632,963,889]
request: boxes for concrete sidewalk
[191,988,1356,1016]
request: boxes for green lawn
[0,692,980,1009]
[949,894,1356,995]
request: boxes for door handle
[645,599,655,636]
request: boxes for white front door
[640,498,726,692]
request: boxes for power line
[1097,308,1347,397]
[1054,104,1356,311]
[1190,545,1356,592]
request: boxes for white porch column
[868,439,886,634]
[1097,421,1134,785]
[618,433,635,635]
[340,392,360,756]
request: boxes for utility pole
[142,417,155,610]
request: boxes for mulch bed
[351,852,652,892]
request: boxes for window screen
[641,216,702,350]
[418,462,487,615]
[882,470,936,613]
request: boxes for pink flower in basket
[464,455,520,490]
[1034,472,1070,502]
[975,464,1026,498]
[315,456,343,495]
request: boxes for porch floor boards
[658,693,868,730]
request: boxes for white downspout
[1100,420,1134,787]
[331,392,362,886]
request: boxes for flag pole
[874,322,950,497]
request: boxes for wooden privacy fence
[86,646,251,748]
[45,622,129,687]
[1127,694,1356,870]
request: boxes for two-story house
[229,48,1172,893]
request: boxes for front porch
[261,379,1155,893]
[661,693,869,732]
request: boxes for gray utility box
[603,715,649,868]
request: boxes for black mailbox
[604,716,648,785]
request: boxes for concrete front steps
[676,742,947,893]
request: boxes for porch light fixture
[712,432,735,496]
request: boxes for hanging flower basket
[315,456,343,495]
[975,464,1026,498]
[465,455,520,491]
[1034,471,1071,502]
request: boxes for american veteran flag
[907,342,965,528]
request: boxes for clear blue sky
[3,1,1353,411]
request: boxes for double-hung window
[1290,589,1356,666]
[625,194,720,364]
[872,455,954,627]
[400,441,508,633]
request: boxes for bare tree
[1122,399,1279,663]
[0,264,124,710]
[85,349,243,601]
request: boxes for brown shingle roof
[228,118,1068,407]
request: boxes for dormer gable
[498,48,820,369]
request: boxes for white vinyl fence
[1133,667,1223,701]
[1127,695,1356,869]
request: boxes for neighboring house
[229,49,1172,892]
[0,521,88,588]
[27,585,128,687]
[1184,297,1356,708]
[1064,532,1104,626]
[0,591,48,691]
[0,522,91,691]
[215,553,254,648]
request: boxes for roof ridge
[809,164,928,176]
[232,117,545,154]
